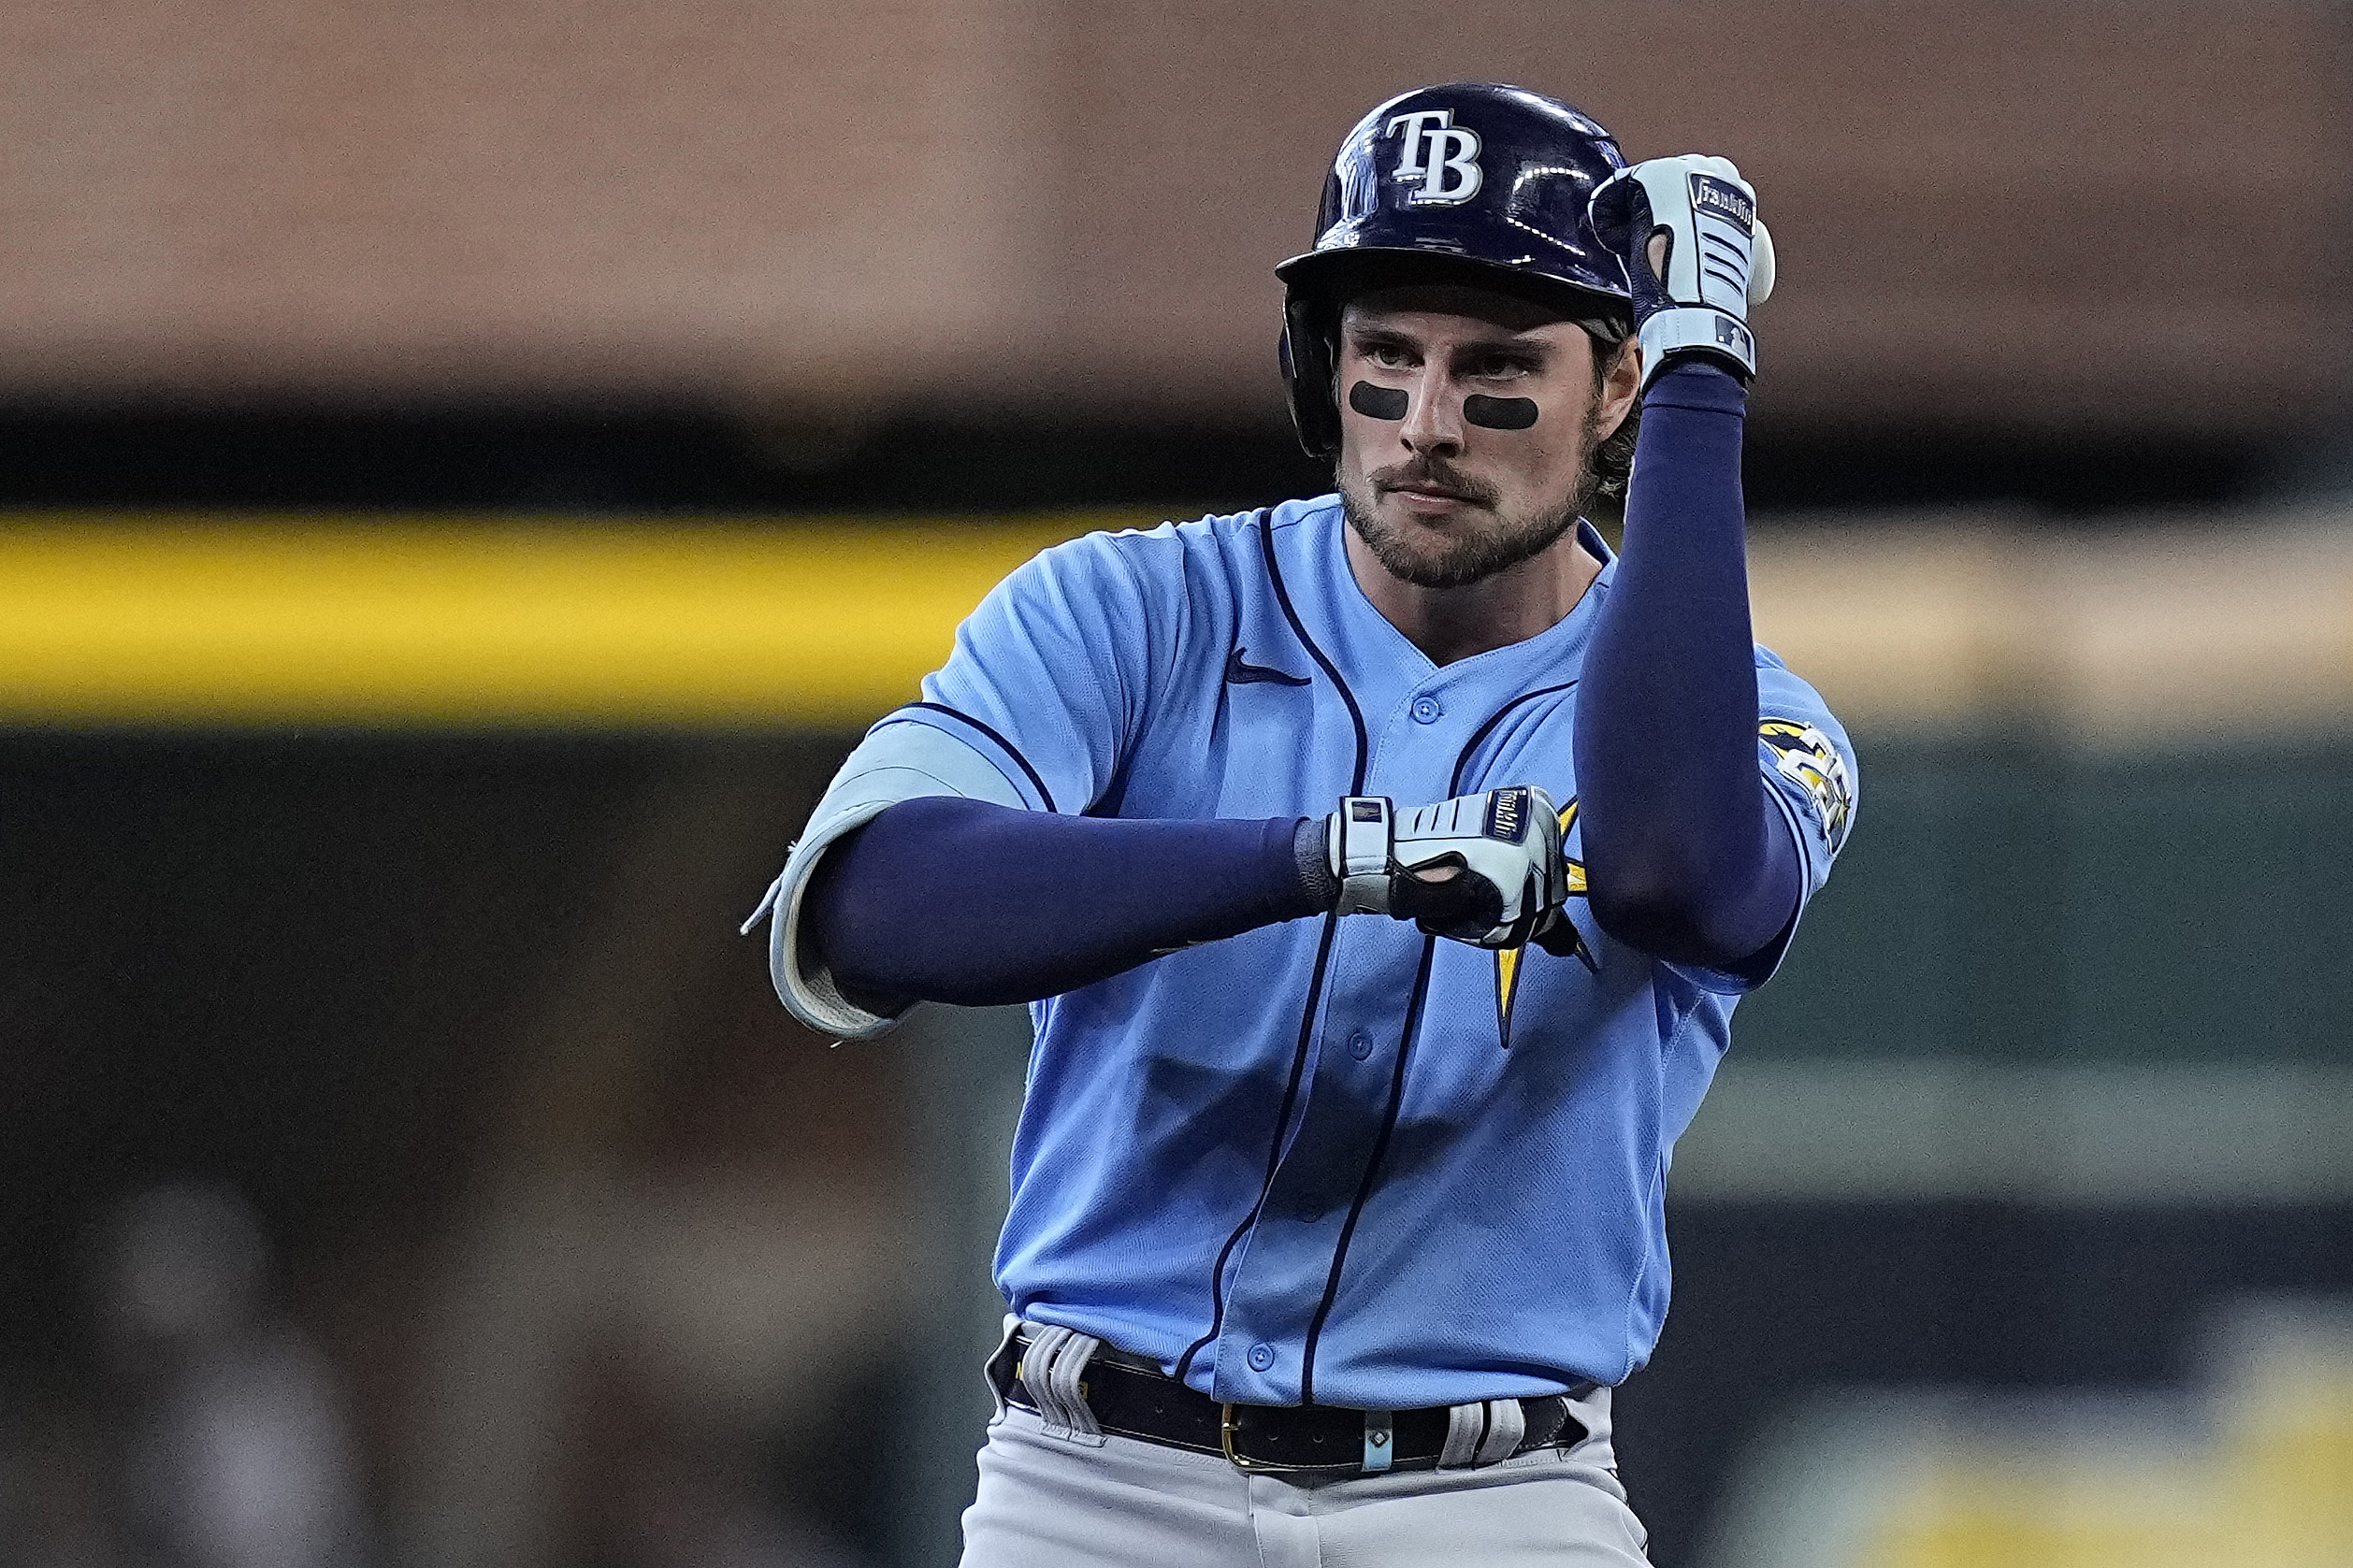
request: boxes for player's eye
[1465,352,1533,380]
[1362,341,1414,369]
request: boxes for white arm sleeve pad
[740,720,1030,1040]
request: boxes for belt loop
[1474,1398,1526,1466]
[1439,1401,1483,1468]
[1018,1324,1106,1447]
[1362,1410,1394,1474]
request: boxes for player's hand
[1325,787,1567,948]
[1588,154,1774,387]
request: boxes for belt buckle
[1219,1402,1258,1471]
[1220,1401,1331,1476]
[1220,1401,1303,1474]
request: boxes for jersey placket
[1208,676,1482,1406]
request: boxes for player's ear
[1594,338,1641,441]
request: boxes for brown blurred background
[5,5,2352,1568]
[5,0,2346,504]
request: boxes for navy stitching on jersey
[1258,510,1369,795]
[1294,680,1581,1400]
[900,701,1059,813]
[1172,511,1369,1388]
[1299,935,1437,1405]
[1170,906,1343,1387]
[1616,1002,1706,1385]
[1447,682,1579,796]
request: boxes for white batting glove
[1326,786,1567,948]
[1589,154,1775,387]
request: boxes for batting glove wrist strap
[1638,307,1757,384]
[1330,797,1395,914]
[1327,786,1569,947]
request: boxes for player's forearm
[805,796,1328,1008]
[1573,362,1800,969]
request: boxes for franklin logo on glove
[1688,175,1754,233]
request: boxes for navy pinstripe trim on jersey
[1295,680,1580,1401]
[1258,509,1369,796]
[1170,906,1343,1387]
[1299,935,1438,1405]
[895,701,1058,813]
[1171,511,1368,1388]
[1447,682,1579,796]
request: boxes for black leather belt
[994,1329,1591,1477]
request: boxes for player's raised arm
[1572,158,1804,974]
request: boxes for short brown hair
[1582,338,1639,509]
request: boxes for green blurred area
[1741,736,2353,1066]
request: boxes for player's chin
[1359,520,1499,589]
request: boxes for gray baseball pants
[958,1328,1651,1566]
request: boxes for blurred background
[3,3,2350,1565]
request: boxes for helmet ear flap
[1280,293,1340,458]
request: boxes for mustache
[1369,458,1498,509]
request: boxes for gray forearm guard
[740,720,1028,1040]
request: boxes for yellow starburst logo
[1494,798,1595,1049]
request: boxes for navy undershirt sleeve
[1573,361,1804,973]
[807,796,1325,1009]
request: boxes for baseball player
[745,83,1856,1565]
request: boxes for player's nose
[1399,367,1464,455]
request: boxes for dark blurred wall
[0,733,912,1567]
[13,724,2349,1567]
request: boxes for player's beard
[1336,398,1604,590]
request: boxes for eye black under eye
[1350,381,1408,420]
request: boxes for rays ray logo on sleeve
[1760,719,1854,853]
[1386,109,1483,206]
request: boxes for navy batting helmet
[1278,84,1633,457]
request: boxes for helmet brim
[1277,246,1630,340]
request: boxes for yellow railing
[2,510,2349,734]
[0,515,1102,726]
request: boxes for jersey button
[1347,1029,1374,1060]
[1410,696,1443,725]
[1247,1343,1277,1373]
[1296,1203,1325,1224]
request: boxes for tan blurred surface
[3,0,2339,430]
[1747,513,2353,741]
[0,0,1052,405]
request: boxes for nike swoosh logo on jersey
[1225,648,1311,687]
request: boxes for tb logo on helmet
[1385,108,1482,206]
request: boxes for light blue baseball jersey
[878,494,1855,1409]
